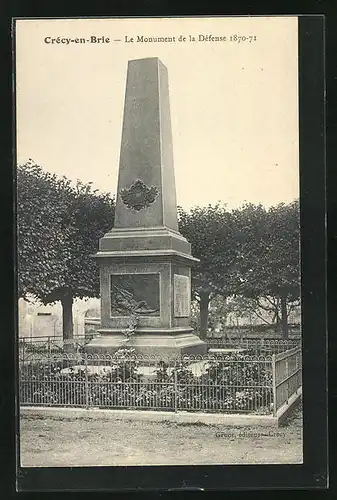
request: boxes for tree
[17,161,115,340]
[232,201,300,339]
[225,295,300,331]
[178,201,300,340]
[178,204,241,339]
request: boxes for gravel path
[19,406,302,467]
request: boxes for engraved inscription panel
[174,274,190,318]
[111,273,160,317]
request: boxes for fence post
[84,353,89,409]
[22,337,25,367]
[174,364,178,413]
[286,357,289,404]
[272,354,277,417]
[47,336,52,373]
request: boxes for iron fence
[19,348,302,415]
[18,335,300,358]
[207,338,301,354]
[272,347,302,415]
[18,335,99,358]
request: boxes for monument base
[84,329,207,361]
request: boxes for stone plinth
[85,251,206,359]
[85,332,206,361]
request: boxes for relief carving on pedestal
[110,274,160,317]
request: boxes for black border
[10,14,327,491]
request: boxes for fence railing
[272,346,302,416]
[207,338,301,354]
[19,348,302,415]
[19,335,300,357]
[18,334,99,357]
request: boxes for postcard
[14,15,326,490]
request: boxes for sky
[15,16,299,210]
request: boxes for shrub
[20,351,273,413]
[200,353,273,411]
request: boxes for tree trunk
[280,295,289,340]
[274,312,281,334]
[61,289,74,343]
[199,291,211,340]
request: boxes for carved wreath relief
[120,179,159,211]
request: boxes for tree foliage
[17,161,115,339]
[178,204,241,338]
[232,201,300,338]
[232,201,300,299]
[17,161,300,341]
[178,204,241,297]
[179,201,300,339]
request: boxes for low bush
[20,350,273,413]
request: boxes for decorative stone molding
[120,179,159,211]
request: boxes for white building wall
[18,297,101,338]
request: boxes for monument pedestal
[85,230,207,360]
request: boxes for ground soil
[19,406,302,467]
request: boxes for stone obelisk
[86,57,206,359]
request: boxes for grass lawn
[19,406,302,467]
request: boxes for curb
[276,387,302,425]
[21,406,281,427]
